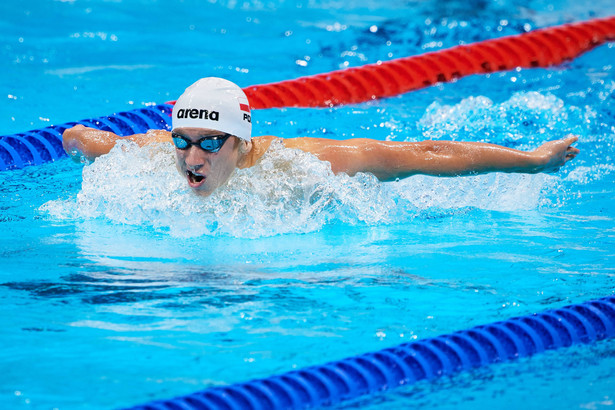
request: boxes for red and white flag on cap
[238,97,250,113]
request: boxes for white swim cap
[172,77,252,141]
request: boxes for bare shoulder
[243,135,278,167]
[244,135,339,167]
[251,135,278,155]
[279,137,381,175]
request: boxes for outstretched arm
[62,125,171,161]
[63,125,579,180]
[284,135,580,181]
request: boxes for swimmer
[62,77,579,197]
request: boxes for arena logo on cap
[176,108,220,121]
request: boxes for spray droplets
[42,135,553,238]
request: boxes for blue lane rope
[0,104,173,171]
[125,295,615,409]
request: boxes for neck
[237,136,276,169]
[236,148,251,169]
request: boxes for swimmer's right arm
[62,125,171,161]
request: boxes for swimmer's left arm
[285,135,580,181]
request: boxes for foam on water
[417,91,595,146]
[7,2,615,408]
[40,91,586,238]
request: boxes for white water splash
[41,136,554,238]
[417,91,594,145]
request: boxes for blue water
[1,0,615,408]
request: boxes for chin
[191,186,214,197]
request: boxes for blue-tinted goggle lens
[171,133,231,153]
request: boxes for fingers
[565,149,579,162]
[563,136,580,163]
[567,146,580,154]
[564,134,579,144]
[565,144,580,159]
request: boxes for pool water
[1,0,615,409]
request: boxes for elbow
[62,125,112,162]
[62,125,88,160]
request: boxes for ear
[238,139,252,155]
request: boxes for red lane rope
[169,16,615,109]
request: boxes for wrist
[528,150,547,173]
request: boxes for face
[173,127,244,196]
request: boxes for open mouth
[186,170,206,188]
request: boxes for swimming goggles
[171,132,232,153]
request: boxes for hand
[532,135,580,173]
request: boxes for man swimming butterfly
[62,77,579,197]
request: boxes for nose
[183,146,205,171]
